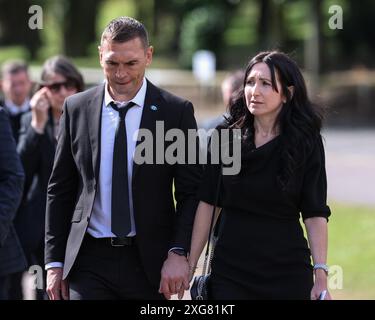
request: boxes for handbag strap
[202,165,222,276]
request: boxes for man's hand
[159,252,190,300]
[46,267,69,300]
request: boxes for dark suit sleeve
[0,108,25,246]
[172,101,203,251]
[45,101,79,264]
[17,113,43,195]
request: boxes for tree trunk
[63,0,102,57]
[0,0,41,59]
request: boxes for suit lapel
[132,80,164,182]
[87,84,105,182]
[45,109,55,144]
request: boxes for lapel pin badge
[150,105,158,111]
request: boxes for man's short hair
[100,16,149,49]
[1,60,29,79]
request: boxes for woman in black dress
[188,51,332,300]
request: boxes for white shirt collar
[5,98,30,115]
[104,78,147,108]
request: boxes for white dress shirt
[46,79,146,269]
[4,98,30,115]
[87,79,146,238]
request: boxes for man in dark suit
[0,61,32,143]
[45,17,202,300]
[0,107,27,300]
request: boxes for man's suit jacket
[0,107,27,277]
[45,80,202,286]
[0,99,30,144]
[16,111,56,255]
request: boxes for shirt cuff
[45,262,64,270]
[168,247,185,253]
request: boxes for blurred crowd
[0,57,84,300]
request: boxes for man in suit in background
[0,61,32,143]
[45,16,202,300]
[0,107,27,300]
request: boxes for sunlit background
[1,0,374,299]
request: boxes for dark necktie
[110,101,135,237]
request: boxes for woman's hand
[30,87,50,133]
[310,270,332,300]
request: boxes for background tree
[335,0,375,69]
[0,0,42,59]
[63,0,103,56]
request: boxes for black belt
[86,234,136,247]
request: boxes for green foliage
[1,0,375,72]
[284,1,311,41]
[179,6,227,68]
[96,0,136,42]
[223,2,257,47]
[0,46,29,65]
[36,1,64,62]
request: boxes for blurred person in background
[0,107,26,300]
[8,56,84,300]
[0,60,33,143]
[199,70,244,131]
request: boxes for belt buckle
[110,238,125,247]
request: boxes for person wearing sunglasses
[31,56,84,139]
[9,56,84,300]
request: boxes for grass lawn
[327,203,375,299]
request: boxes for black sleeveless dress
[198,134,331,300]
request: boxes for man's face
[99,37,153,101]
[1,71,32,106]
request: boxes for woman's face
[244,62,286,119]
[44,72,78,111]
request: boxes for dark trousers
[68,234,164,300]
[0,276,10,300]
[8,240,46,300]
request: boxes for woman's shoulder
[304,133,326,165]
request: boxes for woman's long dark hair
[226,51,324,190]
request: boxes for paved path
[323,129,375,206]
